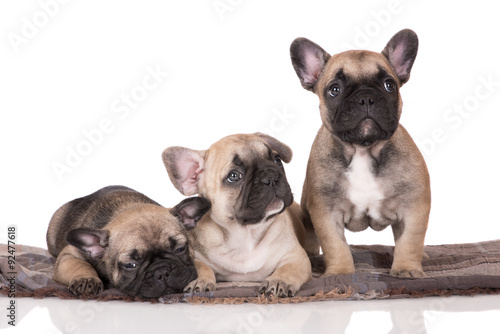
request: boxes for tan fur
[50,204,187,295]
[46,202,72,256]
[300,52,431,278]
[47,187,204,296]
[163,134,312,297]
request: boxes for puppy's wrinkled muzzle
[237,167,293,225]
[137,260,197,298]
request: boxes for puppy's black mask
[225,155,293,225]
[325,68,401,146]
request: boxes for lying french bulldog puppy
[46,185,210,298]
[290,29,431,277]
[162,133,312,297]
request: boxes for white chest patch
[346,149,385,220]
[204,220,281,281]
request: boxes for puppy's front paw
[390,261,426,278]
[259,280,298,297]
[323,264,356,277]
[184,279,215,293]
[390,267,426,278]
[69,277,103,296]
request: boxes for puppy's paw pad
[259,280,297,297]
[69,277,103,296]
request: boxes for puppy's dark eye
[328,84,341,97]
[227,170,243,183]
[122,262,138,270]
[274,155,283,167]
[174,245,187,254]
[384,79,396,92]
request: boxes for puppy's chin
[338,118,394,146]
[264,198,285,220]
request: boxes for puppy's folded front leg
[53,246,103,296]
[260,249,311,297]
[184,259,216,293]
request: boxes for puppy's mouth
[236,197,287,225]
[263,197,285,221]
[233,165,293,226]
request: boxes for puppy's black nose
[257,169,279,187]
[151,267,169,281]
[145,267,170,281]
[357,94,375,106]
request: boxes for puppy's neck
[341,139,389,166]
[216,214,278,247]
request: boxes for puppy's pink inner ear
[390,44,411,79]
[177,206,199,230]
[178,156,204,196]
[302,47,325,85]
[80,234,105,258]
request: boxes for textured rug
[1,241,499,304]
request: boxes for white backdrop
[1,0,499,250]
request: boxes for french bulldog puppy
[47,185,210,297]
[290,29,431,277]
[162,133,311,297]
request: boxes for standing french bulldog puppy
[290,29,431,277]
[162,133,312,297]
[47,186,210,297]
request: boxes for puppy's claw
[259,280,297,297]
[259,281,268,294]
[184,279,215,294]
[69,277,103,296]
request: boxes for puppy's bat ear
[171,197,211,230]
[290,37,330,91]
[162,147,206,196]
[254,133,293,163]
[382,29,418,86]
[66,228,109,259]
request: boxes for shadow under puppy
[47,185,210,298]
[162,133,311,297]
